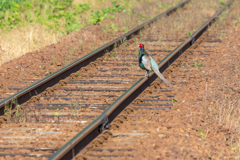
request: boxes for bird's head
[138,43,144,50]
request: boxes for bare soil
[77,3,240,159]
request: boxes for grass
[55,108,59,116]
[4,103,11,121]
[0,0,230,67]
[3,97,27,123]
[198,129,206,140]
[194,61,201,67]
[0,0,178,65]
[69,102,81,117]
[0,0,89,32]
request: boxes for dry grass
[0,24,59,65]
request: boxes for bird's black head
[138,43,144,50]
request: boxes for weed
[0,0,89,33]
[220,31,227,40]
[233,20,238,26]
[121,26,128,32]
[198,129,206,140]
[89,1,126,25]
[70,102,81,117]
[12,97,20,117]
[110,51,117,57]
[159,4,167,9]
[194,61,201,67]
[200,132,205,139]
[172,99,178,102]
[162,42,169,52]
[219,0,225,7]
[159,4,174,9]
[185,31,192,36]
[4,103,11,121]
[79,40,83,50]
[69,51,75,56]
[105,22,118,32]
[91,45,97,51]
[55,108,59,116]
[110,23,118,32]
[165,47,169,52]
[109,15,115,19]
[63,60,67,66]
[15,104,20,117]
[52,57,56,65]
[49,71,52,75]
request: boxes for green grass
[0,0,84,33]
[194,61,201,67]
[198,129,206,140]
[159,4,174,9]
[0,0,127,34]
[55,108,59,116]
[89,1,126,25]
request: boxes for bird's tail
[154,70,172,85]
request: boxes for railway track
[0,0,233,159]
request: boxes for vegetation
[198,129,206,140]
[0,0,128,34]
[89,1,127,25]
[194,61,201,67]
[0,0,179,65]
[0,0,87,34]
[172,99,178,102]
[55,108,59,116]
[159,4,174,9]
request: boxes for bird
[138,43,171,85]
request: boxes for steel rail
[49,0,233,159]
[0,0,190,115]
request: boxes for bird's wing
[149,55,159,71]
[141,54,152,71]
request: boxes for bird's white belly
[142,56,152,71]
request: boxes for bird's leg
[142,71,147,78]
[143,71,149,78]
[146,71,150,78]
[145,71,148,77]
